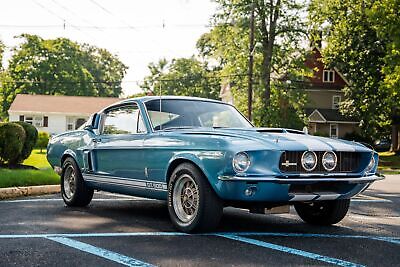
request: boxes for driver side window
[102,104,146,135]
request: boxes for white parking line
[47,236,154,267]
[0,198,154,203]
[218,234,364,267]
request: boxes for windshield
[144,99,253,130]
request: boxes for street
[0,175,399,267]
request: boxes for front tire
[294,199,350,225]
[61,157,94,207]
[168,163,223,233]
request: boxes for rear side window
[102,104,146,135]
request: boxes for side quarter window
[102,104,147,135]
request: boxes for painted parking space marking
[0,198,154,203]
[0,231,398,245]
[217,234,364,267]
[0,231,398,266]
[47,236,155,267]
[352,194,392,203]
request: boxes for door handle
[92,138,102,143]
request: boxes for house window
[332,95,341,109]
[33,116,43,127]
[43,116,48,127]
[67,117,75,131]
[330,124,338,138]
[323,69,335,83]
[25,116,33,125]
[19,115,24,122]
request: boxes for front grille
[279,151,360,173]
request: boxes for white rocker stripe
[83,174,168,191]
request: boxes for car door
[87,102,148,189]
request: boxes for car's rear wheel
[61,157,94,207]
[168,163,223,233]
[294,199,350,225]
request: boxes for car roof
[100,95,226,112]
[123,95,224,104]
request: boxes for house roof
[8,94,122,115]
[306,108,359,123]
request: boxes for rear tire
[61,157,94,207]
[168,163,223,233]
[294,199,350,225]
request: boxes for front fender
[166,151,228,198]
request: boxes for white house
[8,94,121,134]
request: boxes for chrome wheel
[172,174,199,223]
[63,165,76,199]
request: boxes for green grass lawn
[0,149,59,188]
[378,151,400,174]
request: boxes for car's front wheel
[168,163,223,233]
[61,157,94,207]
[294,199,350,225]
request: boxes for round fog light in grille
[322,151,337,171]
[301,151,317,171]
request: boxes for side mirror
[84,124,95,133]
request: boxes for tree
[197,0,308,127]
[308,0,396,141]
[139,57,221,99]
[0,34,127,117]
[36,131,50,153]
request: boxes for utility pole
[247,2,255,121]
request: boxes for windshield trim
[142,98,254,132]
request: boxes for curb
[0,185,60,200]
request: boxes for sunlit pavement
[0,176,399,267]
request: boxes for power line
[0,23,210,30]
[87,0,177,55]
[32,0,98,42]
[51,0,103,32]
[88,0,135,30]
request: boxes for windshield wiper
[159,126,200,131]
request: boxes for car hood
[168,127,372,152]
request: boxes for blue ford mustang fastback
[47,96,383,232]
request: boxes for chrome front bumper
[218,174,384,184]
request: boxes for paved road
[0,176,399,267]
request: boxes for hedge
[14,121,38,162]
[0,122,26,166]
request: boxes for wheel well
[61,154,74,166]
[166,158,205,184]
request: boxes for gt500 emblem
[146,182,164,189]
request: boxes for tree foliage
[308,0,400,139]
[139,57,220,99]
[0,34,127,118]
[197,0,309,128]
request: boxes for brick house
[304,47,359,138]
[220,47,359,138]
[8,94,121,135]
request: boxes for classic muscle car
[47,96,383,232]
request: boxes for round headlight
[366,155,375,173]
[322,151,337,171]
[301,151,317,171]
[233,152,251,173]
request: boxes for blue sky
[0,0,217,96]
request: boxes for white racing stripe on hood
[277,134,356,152]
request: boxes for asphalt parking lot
[0,176,399,267]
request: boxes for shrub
[14,121,38,163]
[313,131,329,137]
[0,122,26,166]
[343,131,373,144]
[36,131,50,153]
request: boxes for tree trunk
[392,124,400,152]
